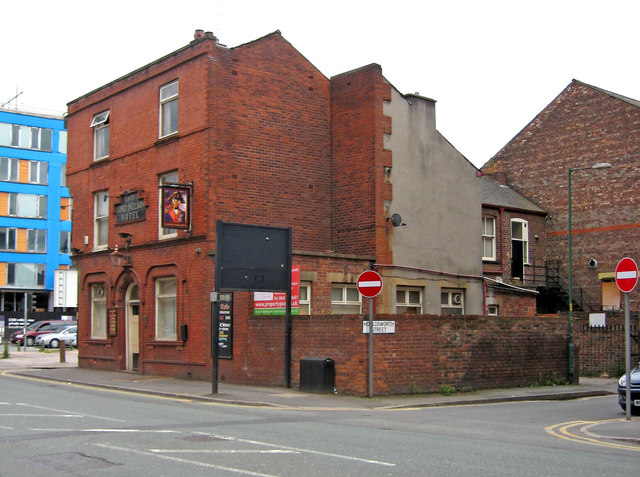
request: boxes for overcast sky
[3,0,639,168]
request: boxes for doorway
[125,284,140,371]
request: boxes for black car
[618,364,640,414]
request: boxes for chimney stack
[194,29,205,40]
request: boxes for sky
[3,0,640,168]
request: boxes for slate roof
[481,175,546,214]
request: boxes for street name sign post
[357,270,383,398]
[615,257,638,420]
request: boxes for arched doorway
[125,283,140,371]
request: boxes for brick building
[481,175,546,316]
[482,80,640,314]
[66,30,483,382]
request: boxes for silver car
[34,325,77,348]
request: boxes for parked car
[11,320,77,346]
[34,325,77,348]
[618,364,640,414]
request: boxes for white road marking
[16,402,125,422]
[193,432,395,467]
[94,443,279,477]
[152,449,299,454]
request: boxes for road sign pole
[625,292,631,421]
[368,297,374,398]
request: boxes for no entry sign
[357,270,383,298]
[615,257,638,293]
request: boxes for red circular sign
[356,270,383,298]
[615,257,638,293]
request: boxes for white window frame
[159,172,179,239]
[8,193,47,218]
[441,289,464,315]
[396,287,423,314]
[91,110,110,161]
[156,277,177,340]
[60,231,71,254]
[0,157,19,181]
[331,284,361,314]
[94,191,109,250]
[29,160,48,185]
[7,263,45,288]
[91,283,107,339]
[511,219,529,265]
[482,216,496,261]
[159,81,179,138]
[27,229,47,253]
[0,227,17,250]
[299,281,311,315]
[487,304,499,316]
[8,124,52,151]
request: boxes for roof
[574,79,640,110]
[481,175,546,214]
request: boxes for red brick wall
[330,65,392,259]
[574,311,640,377]
[225,313,572,396]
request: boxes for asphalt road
[0,369,637,476]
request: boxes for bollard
[60,339,66,363]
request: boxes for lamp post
[567,162,611,382]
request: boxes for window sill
[155,133,179,147]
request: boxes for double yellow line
[546,419,640,452]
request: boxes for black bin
[299,357,335,393]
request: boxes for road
[0,372,637,476]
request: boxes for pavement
[0,343,623,409]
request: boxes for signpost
[357,270,382,398]
[615,257,638,421]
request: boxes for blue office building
[0,108,70,311]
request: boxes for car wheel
[26,336,35,346]
[50,339,60,349]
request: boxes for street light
[567,162,611,382]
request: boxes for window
[0,227,17,250]
[396,287,422,314]
[94,191,109,249]
[159,172,179,238]
[60,231,71,254]
[159,81,178,137]
[1,124,52,151]
[299,282,311,315]
[441,289,464,315]
[156,277,177,340]
[7,263,45,287]
[59,130,67,153]
[27,229,46,252]
[482,216,496,261]
[91,111,110,160]
[331,284,361,314]
[60,164,66,187]
[487,304,499,316]
[29,161,48,185]
[0,157,19,181]
[91,283,107,339]
[8,193,47,218]
[511,219,529,264]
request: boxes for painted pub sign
[161,184,191,230]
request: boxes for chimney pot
[194,29,205,40]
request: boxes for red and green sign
[253,266,300,315]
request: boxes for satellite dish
[390,213,403,227]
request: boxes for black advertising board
[218,292,233,359]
